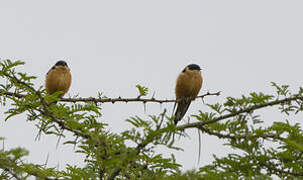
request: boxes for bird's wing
[174,99,191,125]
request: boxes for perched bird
[45,60,72,97]
[174,64,202,125]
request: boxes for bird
[45,60,72,98]
[174,64,202,125]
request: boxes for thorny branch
[2,69,303,179]
[106,92,303,180]
[2,73,91,139]
[0,90,221,104]
[178,95,303,131]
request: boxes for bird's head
[55,60,68,67]
[182,64,201,73]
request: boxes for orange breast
[45,66,71,96]
[175,71,202,99]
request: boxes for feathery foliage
[0,59,303,179]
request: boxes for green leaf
[136,84,148,97]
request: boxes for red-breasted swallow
[174,64,202,125]
[45,60,71,97]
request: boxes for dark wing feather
[174,100,191,125]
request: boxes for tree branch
[0,90,220,104]
[198,126,284,141]
[177,95,303,131]
[107,93,303,179]
[2,73,91,140]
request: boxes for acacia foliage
[0,59,303,179]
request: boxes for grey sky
[0,0,303,171]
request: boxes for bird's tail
[174,100,191,125]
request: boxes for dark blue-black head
[182,64,201,72]
[55,60,68,67]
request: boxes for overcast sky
[0,0,303,172]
